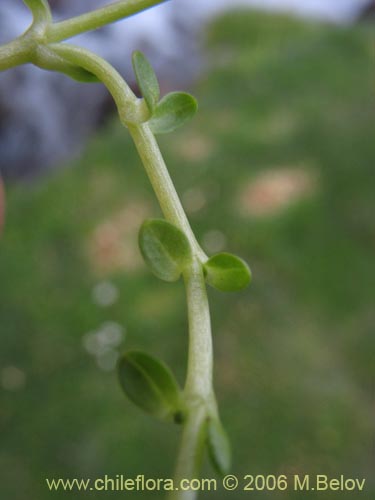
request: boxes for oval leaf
[139,219,192,282]
[132,51,160,113]
[149,92,198,134]
[207,418,232,476]
[118,351,183,421]
[204,253,251,292]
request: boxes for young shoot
[0,2,252,498]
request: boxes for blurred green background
[1,10,374,499]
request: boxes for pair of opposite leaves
[42,48,197,135]
[78,50,197,132]
[132,50,198,133]
[139,219,251,292]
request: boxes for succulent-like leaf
[139,219,192,282]
[204,253,251,292]
[118,351,183,421]
[207,418,232,476]
[149,92,198,134]
[58,65,99,83]
[35,47,99,82]
[132,51,160,113]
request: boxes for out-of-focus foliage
[0,11,374,499]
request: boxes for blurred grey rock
[0,0,370,180]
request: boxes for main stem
[0,9,215,495]
[127,123,207,262]
[43,54,214,491]
[128,125,214,499]
[167,260,214,500]
[126,124,213,391]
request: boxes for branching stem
[47,0,168,42]
[0,3,218,499]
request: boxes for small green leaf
[204,253,251,292]
[132,51,160,113]
[61,66,99,83]
[149,92,198,134]
[35,47,99,83]
[139,219,192,282]
[207,418,232,476]
[118,351,184,421]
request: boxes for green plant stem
[49,43,147,124]
[169,406,208,500]
[168,259,214,500]
[51,42,206,262]
[23,0,52,25]
[128,126,214,498]
[127,123,207,262]
[0,9,216,495]
[0,0,166,73]
[56,46,213,493]
[48,45,200,255]
[50,46,214,493]
[183,259,213,400]
[0,38,31,72]
[47,0,167,42]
